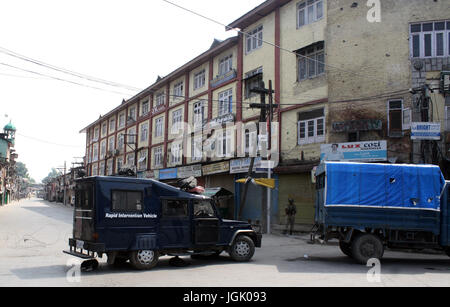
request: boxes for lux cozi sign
[321,140,387,162]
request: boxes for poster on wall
[320,140,387,162]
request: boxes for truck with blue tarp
[63,176,261,270]
[311,162,450,264]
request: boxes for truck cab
[64,176,261,270]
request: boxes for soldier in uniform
[284,198,297,235]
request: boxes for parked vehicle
[63,176,261,270]
[311,161,450,264]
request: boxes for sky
[0,0,266,183]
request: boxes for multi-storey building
[81,0,450,231]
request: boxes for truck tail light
[92,233,99,242]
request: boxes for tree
[42,168,60,184]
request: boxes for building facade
[81,0,450,231]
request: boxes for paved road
[0,198,449,287]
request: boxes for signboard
[332,119,382,133]
[411,122,441,140]
[137,170,158,179]
[208,113,235,129]
[177,164,202,178]
[230,157,262,174]
[320,140,387,162]
[158,168,178,180]
[202,161,230,176]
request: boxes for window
[297,42,325,81]
[101,122,107,137]
[140,122,149,142]
[297,109,325,145]
[156,92,166,106]
[109,118,116,133]
[193,201,216,218]
[170,142,182,164]
[100,140,106,159]
[173,82,184,100]
[94,127,99,141]
[138,150,148,171]
[99,161,105,176]
[92,164,98,176]
[194,70,206,90]
[171,109,183,134]
[118,134,124,150]
[155,117,164,137]
[218,89,233,116]
[141,100,149,116]
[246,26,263,53]
[92,143,99,161]
[118,113,126,128]
[245,130,258,156]
[117,157,123,171]
[244,67,263,98]
[154,146,163,167]
[219,55,233,76]
[127,127,136,144]
[192,135,203,161]
[126,154,135,167]
[129,107,136,122]
[107,160,114,175]
[297,0,323,28]
[162,200,188,218]
[111,190,143,212]
[388,100,404,137]
[410,20,450,58]
[193,101,205,128]
[217,129,233,158]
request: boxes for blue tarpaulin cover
[324,162,445,211]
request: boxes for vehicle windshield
[193,200,216,218]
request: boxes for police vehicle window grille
[76,184,93,209]
[111,190,143,212]
[193,201,216,217]
[162,200,188,217]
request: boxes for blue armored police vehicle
[311,162,450,264]
[64,176,261,270]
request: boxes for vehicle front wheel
[230,235,255,262]
[351,234,384,265]
[129,250,159,270]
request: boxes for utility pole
[239,80,277,234]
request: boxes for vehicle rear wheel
[129,250,159,270]
[339,241,353,258]
[230,235,255,262]
[351,233,384,264]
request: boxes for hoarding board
[320,140,387,162]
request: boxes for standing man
[284,198,297,235]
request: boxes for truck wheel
[445,248,450,257]
[339,241,353,258]
[351,234,384,264]
[230,235,255,262]
[129,250,159,270]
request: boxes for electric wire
[17,133,83,148]
[0,46,142,92]
[0,62,135,97]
